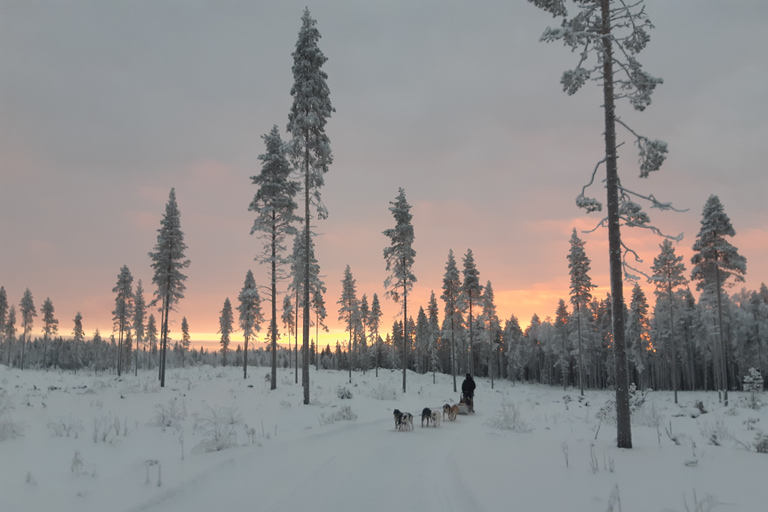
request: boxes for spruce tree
[369,293,383,376]
[219,298,234,366]
[5,306,15,367]
[338,265,358,384]
[529,0,674,448]
[555,299,570,390]
[651,239,687,403]
[567,228,596,395]
[133,280,146,375]
[19,288,36,371]
[72,311,84,374]
[250,125,300,390]
[461,249,482,377]
[149,188,190,387]
[237,269,263,379]
[441,250,462,392]
[287,8,334,405]
[181,316,190,369]
[383,188,416,393]
[691,195,746,404]
[0,287,6,361]
[481,281,499,388]
[40,297,58,368]
[112,266,134,377]
[312,288,328,371]
[428,291,440,384]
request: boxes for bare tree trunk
[270,225,277,391]
[577,307,584,396]
[403,276,407,393]
[668,282,678,403]
[715,264,728,405]
[601,0,631,449]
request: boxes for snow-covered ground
[1,363,766,512]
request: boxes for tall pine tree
[149,188,189,387]
[287,8,333,405]
[250,125,300,390]
[238,269,263,379]
[567,228,596,395]
[441,249,462,392]
[461,249,482,377]
[383,188,416,393]
[691,195,746,404]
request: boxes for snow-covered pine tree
[651,239,687,403]
[415,307,429,374]
[218,298,234,366]
[626,283,651,389]
[441,250,462,392]
[428,291,440,384]
[461,249,482,377]
[369,293,383,376]
[112,266,134,376]
[40,297,58,368]
[481,281,500,388]
[281,294,296,382]
[237,270,263,379]
[180,316,191,369]
[337,265,358,384]
[146,314,158,370]
[312,289,328,371]
[691,195,746,405]
[567,228,596,395]
[287,8,334,405]
[0,287,6,363]
[529,0,676,448]
[133,280,146,375]
[149,188,190,387]
[504,315,524,382]
[5,306,15,367]
[383,188,416,393]
[72,312,84,374]
[250,125,300,390]
[19,288,36,371]
[555,299,570,390]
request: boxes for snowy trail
[145,411,484,512]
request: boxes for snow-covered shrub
[336,386,353,399]
[318,406,357,426]
[700,417,732,447]
[193,405,242,453]
[368,383,397,401]
[0,390,24,441]
[92,413,127,444]
[153,397,187,430]
[486,401,532,433]
[753,431,768,453]
[48,416,84,438]
[743,368,763,410]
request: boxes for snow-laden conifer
[237,270,263,379]
[5,306,15,367]
[461,249,482,377]
[0,287,7,363]
[72,311,84,374]
[180,316,190,369]
[19,289,36,371]
[250,125,300,391]
[651,239,687,403]
[691,195,746,405]
[337,265,358,384]
[287,8,334,404]
[133,280,146,375]
[149,188,189,387]
[40,297,58,367]
[441,250,462,392]
[112,266,134,376]
[383,188,416,392]
[312,288,328,371]
[218,298,234,366]
[567,229,595,395]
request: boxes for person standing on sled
[461,373,476,413]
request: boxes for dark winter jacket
[461,374,476,398]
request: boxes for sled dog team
[393,404,459,431]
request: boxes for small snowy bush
[318,406,357,426]
[336,386,353,399]
[486,401,532,433]
[48,416,84,438]
[743,368,764,410]
[368,383,397,401]
[754,432,768,453]
[0,390,24,441]
[153,397,187,430]
[193,405,242,453]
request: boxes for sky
[1,0,767,349]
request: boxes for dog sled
[457,392,473,415]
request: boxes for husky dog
[430,409,441,427]
[442,404,452,421]
[401,412,414,431]
[421,408,432,427]
[393,409,404,430]
[448,404,460,421]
